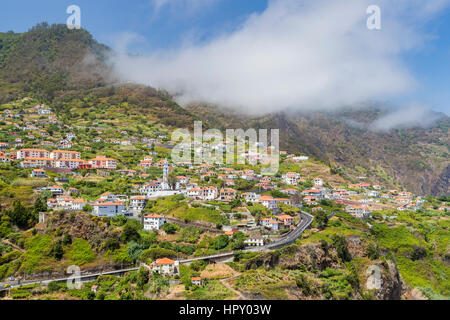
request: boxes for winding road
[0,212,314,292]
[180,211,314,263]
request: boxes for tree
[33,197,47,214]
[51,240,64,260]
[279,203,299,215]
[411,245,427,261]
[271,190,286,198]
[168,172,178,190]
[47,281,61,293]
[127,241,144,262]
[82,204,93,212]
[137,267,150,289]
[214,235,229,250]
[121,223,141,243]
[315,211,329,230]
[190,260,207,272]
[111,214,127,226]
[140,232,158,249]
[231,238,245,250]
[161,223,178,234]
[7,201,36,229]
[230,198,242,209]
[332,235,352,262]
[366,243,379,260]
[296,274,317,296]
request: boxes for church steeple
[162,158,170,190]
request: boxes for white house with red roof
[244,236,265,247]
[0,154,11,163]
[151,258,179,276]
[143,214,166,231]
[71,199,87,211]
[17,148,50,159]
[49,185,64,195]
[242,192,260,203]
[99,192,117,201]
[275,198,292,206]
[46,198,57,209]
[281,188,298,195]
[282,172,301,185]
[219,188,237,200]
[277,215,294,226]
[130,196,148,213]
[30,169,47,178]
[260,218,279,231]
[302,188,324,200]
[49,150,81,160]
[140,181,162,195]
[200,186,218,200]
[259,196,277,210]
[187,187,202,198]
[345,205,371,219]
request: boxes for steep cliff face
[431,164,450,196]
[43,211,119,248]
[240,240,412,300]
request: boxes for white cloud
[111,0,450,115]
[369,104,440,131]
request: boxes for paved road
[181,211,314,262]
[0,267,138,291]
[265,211,314,250]
[1,212,314,290]
[328,211,337,219]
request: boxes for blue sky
[0,1,266,51]
[1,0,449,115]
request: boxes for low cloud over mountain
[110,0,449,117]
[369,104,441,131]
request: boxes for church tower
[162,159,170,190]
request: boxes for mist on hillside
[108,0,449,130]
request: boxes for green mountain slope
[186,104,449,196]
[0,23,448,197]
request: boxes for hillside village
[1,101,442,231]
[0,98,448,300]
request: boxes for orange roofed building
[151,258,179,276]
[88,156,117,169]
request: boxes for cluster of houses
[1,103,435,243]
[16,148,117,170]
[14,134,430,230]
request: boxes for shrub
[162,223,178,234]
[140,248,177,262]
[105,238,120,251]
[214,235,229,250]
[68,238,95,265]
[121,223,141,243]
[332,235,351,262]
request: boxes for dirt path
[220,275,247,300]
[216,265,247,300]
[1,239,24,252]
[163,285,185,300]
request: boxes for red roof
[155,258,175,265]
[145,214,164,219]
